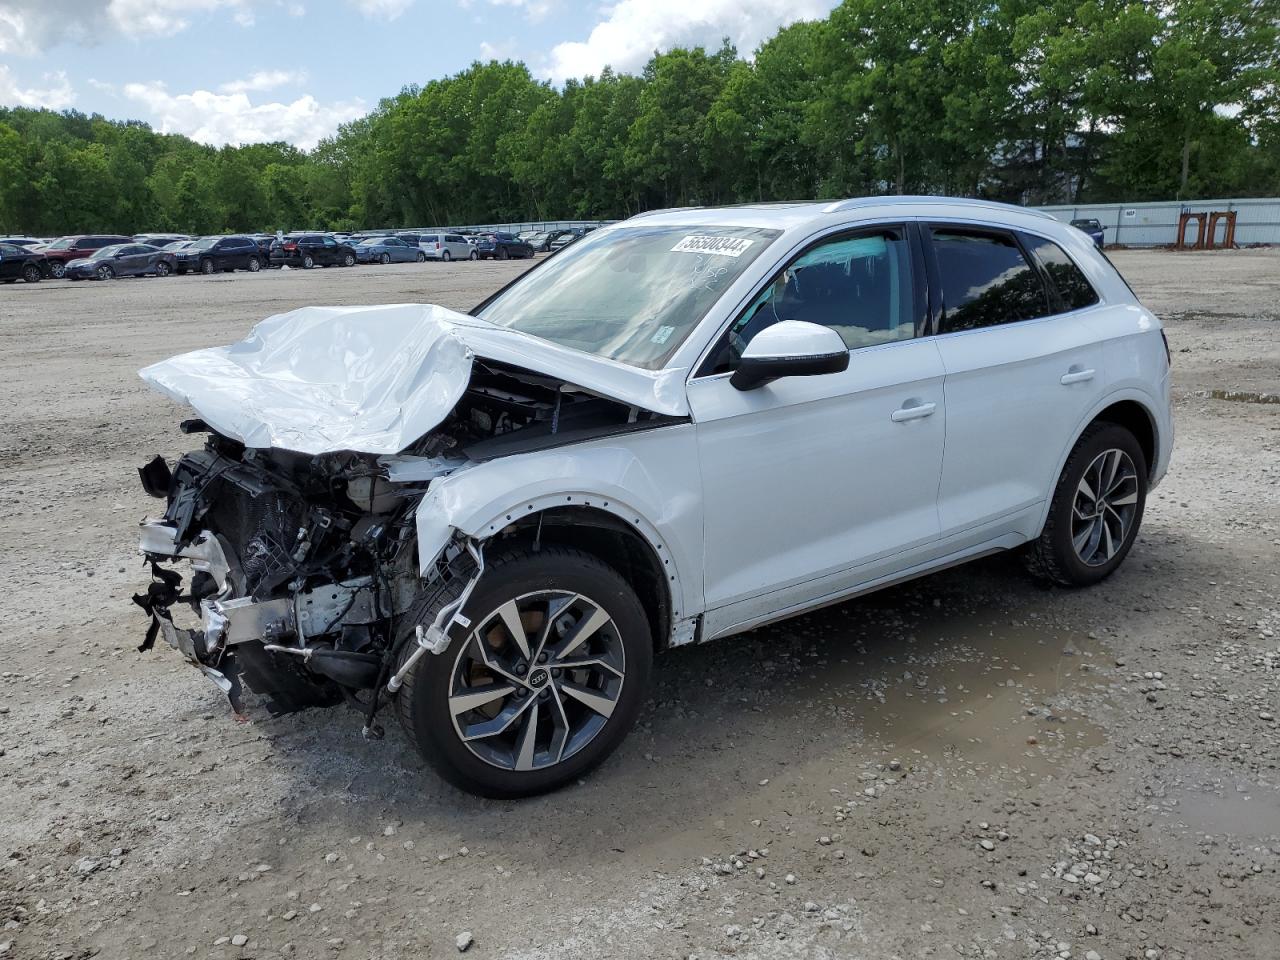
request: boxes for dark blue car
[1070,218,1105,248]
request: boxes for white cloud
[478,39,517,61]
[121,82,365,149]
[487,0,555,24]
[543,0,833,83]
[0,65,75,109]
[219,69,300,94]
[0,0,254,55]
[344,0,416,19]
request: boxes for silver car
[355,236,426,264]
[419,232,477,262]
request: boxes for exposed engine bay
[135,356,677,731]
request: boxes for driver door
[687,224,948,638]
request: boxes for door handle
[1060,367,1096,385]
[891,401,937,423]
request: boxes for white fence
[1033,197,1280,247]
[447,198,1280,248]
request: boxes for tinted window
[931,229,1050,332]
[323,236,337,247]
[714,229,915,372]
[1024,237,1100,312]
[0,243,20,256]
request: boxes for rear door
[321,235,339,264]
[118,244,150,275]
[0,243,19,279]
[926,223,1108,546]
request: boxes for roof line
[821,195,1055,220]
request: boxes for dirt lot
[1,248,1277,960]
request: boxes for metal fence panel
[1034,198,1280,247]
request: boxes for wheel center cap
[528,669,549,688]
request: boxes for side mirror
[730,320,850,391]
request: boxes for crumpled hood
[139,303,690,455]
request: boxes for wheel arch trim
[413,451,699,635]
[1033,386,1166,534]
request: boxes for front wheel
[469,250,478,261]
[96,264,115,280]
[416,251,426,262]
[442,250,452,262]
[396,546,653,798]
[343,253,355,267]
[1026,422,1148,587]
[200,259,215,275]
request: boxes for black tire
[469,250,478,260]
[96,264,114,281]
[247,257,261,272]
[396,545,653,798]
[380,252,391,265]
[200,259,215,275]
[1026,422,1148,587]
[302,254,315,269]
[22,264,41,283]
[416,251,426,262]
[49,261,66,279]
[343,253,355,267]
[442,250,452,262]
[154,260,171,277]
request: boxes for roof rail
[628,205,707,220]
[821,195,1055,220]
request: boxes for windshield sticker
[651,325,676,345]
[671,235,754,257]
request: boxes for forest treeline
[1,0,1276,236]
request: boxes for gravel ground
[0,248,1277,960]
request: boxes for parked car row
[1,224,599,286]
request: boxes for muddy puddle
[805,595,1111,781]
[1143,764,1280,840]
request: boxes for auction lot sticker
[671,235,755,257]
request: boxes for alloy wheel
[1071,448,1139,566]
[96,265,113,280]
[155,261,170,276]
[448,590,625,772]
[50,262,65,278]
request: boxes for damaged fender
[405,425,705,630]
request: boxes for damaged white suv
[135,198,1172,797]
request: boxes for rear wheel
[416,251,426,262]
[380,252,391,265]
[343,253,355,267]
[49,261,66,279]
[469,250,478,261]
[22,263,41,283]
[396,546,652,798]
[1026,422,1148,587]
[247,257,261,272]
[302,254,315,269]
[154,260,171,277]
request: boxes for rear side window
[930,229,1050,332]
[1023,236,1100,312]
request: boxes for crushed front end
[134,426,432,724]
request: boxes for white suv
[135,197,1172,797]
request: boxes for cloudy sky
[0,0,835,149]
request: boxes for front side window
[722,229,915,369]
[1023,236,1100,312]
[931,229,1050,332]
[323,236,337,247]
[477,224,780,370]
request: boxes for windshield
[89,245,124,259]
[47,238,75,250]
[477,224,780,369]
[189,237,217,250]
[359,236,388,245]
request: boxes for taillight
[284,242,296,250]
